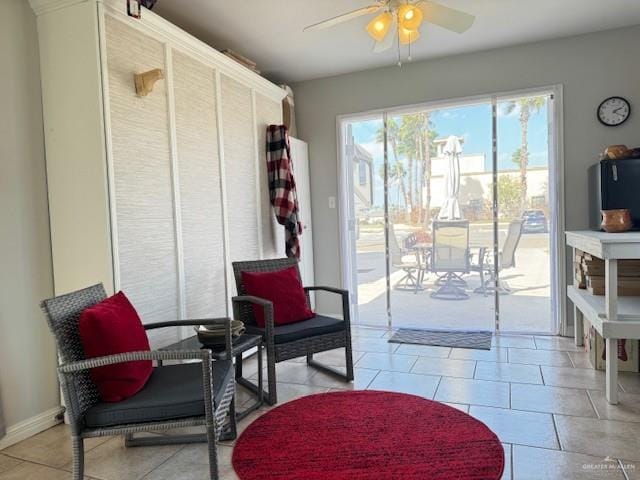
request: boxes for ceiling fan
[303,1,475,63]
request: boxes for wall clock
[598,96,631,126]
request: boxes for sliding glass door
[340,89,558,334]
[496,94,553,332]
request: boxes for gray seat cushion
[247,315,346,344]
[84,360,233,428]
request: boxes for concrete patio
[354,226,553,333]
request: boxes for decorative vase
[601,209,632,233]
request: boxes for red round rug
[232,390,504,480]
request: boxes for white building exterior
[428,137,548,210]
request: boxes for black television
[589,157,640,230]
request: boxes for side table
[163,333,265,420]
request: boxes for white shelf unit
[566,230,640,404]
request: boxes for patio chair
[473,220,523,295]
[390,224,424,293]
[41,284,236,480]
[232,258,354,405]
[430,220,470,300]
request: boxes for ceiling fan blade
[373,21,397,53]
[417,0,475,33]
[304,3,384,32]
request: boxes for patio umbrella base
[435,273,468,288]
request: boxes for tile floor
[2,326,640,479]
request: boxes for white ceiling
[153,0,640,83]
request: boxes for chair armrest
[304,286,348,296]
[304,287,351,328]
[145,318,233,359]
[232,295,274,339]
[232,295,272,308]
[144,318,232,330]
[58,349,211,374]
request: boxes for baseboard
[0,406,64,450]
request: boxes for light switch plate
[328,196,336,209]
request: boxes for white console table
[566,230,640,404]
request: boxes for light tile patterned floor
[2,326,640,479]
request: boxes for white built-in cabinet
[30,0,307,346]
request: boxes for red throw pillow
[242,266,315,327]
[79,291,152,402]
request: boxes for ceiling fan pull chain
[397,17,402,67]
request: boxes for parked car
[521,209,548,233]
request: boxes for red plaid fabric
[266,125,302,259]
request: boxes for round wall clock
[598,96,631,126]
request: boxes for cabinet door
[290,138,315,290]
[173,52,227,321]
[105,16,179,347]
[220,75,260,275]
[255,93,284,258]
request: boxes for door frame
[336,85,565,335]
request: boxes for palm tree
[377,118,410,222]
[398,117,417,215]
[420,113,437,228]
[378,161,409,221]
[375,118,400,165]
[376,114,437,225]
[504,97,546,210]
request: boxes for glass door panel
[388,104,495,331]
[343,117,388,327]
[496,94,553,333]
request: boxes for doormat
[388,328,492,350]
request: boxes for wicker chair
[40,284,237,480]
[232,258,354,405]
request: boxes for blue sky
[351,97,549,173]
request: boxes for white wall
[292,26,640,317]
[0,0,59,447]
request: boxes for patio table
[412,243,488,294]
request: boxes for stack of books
[575,250,640,296]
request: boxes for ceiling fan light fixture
[397,4,423,30]
[366,11,393,42]
[398,26,420,45]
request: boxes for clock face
[598,97,631,126]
